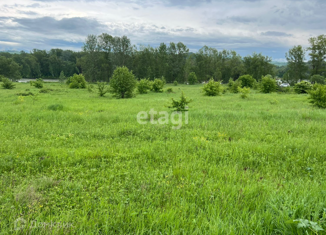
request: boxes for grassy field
[1,83,326,234]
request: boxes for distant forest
[0,34,325,84]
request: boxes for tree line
[0,34,325,84]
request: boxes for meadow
[0,82,326,234]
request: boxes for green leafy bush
[0,75,5,82]
[238,87,251,99]
[238,74,255,88]
[260,75,277,93]
[32,78,44,89]
[294,81,312,94]
[202,78,221,96]
[1,78,15,89]
[39,88,53,93]
[229,79,242,93]
[168,92,192,111]
[310,74,325,84]
[188,72,198,85]
[67,74,87,89]
[110,66,137,98]
[137,79,151,94]
[174,80,178,86]
[16,92,34,96]
[308,84,326,108]
[166,88,173,93]
[151,78,165,93]
[97,82,109,97]
[59,71,66,84]
[48,104,64,111]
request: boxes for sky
[0,0,325,61]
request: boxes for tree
[285,45,307,84]
[110,66,136,98]
[260,75,277,93]
[308,35,326,76]
[188,72,198,85]
[310,74,325,84]
[0,56,22,81]
[243,53,275,81]
[1,77,15,89]
[59,71,66,84]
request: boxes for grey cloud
[18,11,39,15]
[261,31,292,37]
[12,17,106,35]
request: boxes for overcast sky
[0,0,325,61]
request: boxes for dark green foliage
[39,88,53,93]
[309,84,326,108]
[110,66,137,98]
[16,92,34,96]
[168,92,192,111]
[188,72,198,85]
[59,71,66,84]
[67,74,87,89]
[151,78,165,93]
[260,75,277,93]
[294,81,312,94]
[238,87,250,99]
[32,78,44,89]
[173,81,178,86]
[47,104,63,111]
[137,79,151,94]
[238,74,255,88]
[1,78,15,89]
[202,78,221,96]
[310,75,325,84]
[97,82,109,97]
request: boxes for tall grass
[0,83,325,234]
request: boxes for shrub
[32,78,44,89]
[16,92,34,96]
[137,79,151,94]
[229,79,242,93]
[308,84,326,108]
[48,104,64,111]
[87,84,94,93]
[294,81,312,94]
[238,74,255,88]
[110,66,137,98]
[202,78,221,96]
[1,77,15,89]
[0,75,5,82]
[174,80,178,86]
[188,72,198,85]
[39,88,53,93]
[166,88,173,93]
[260,75,277,93]
[68,74,87,89]
[59,71,66,84]
[168,92,192,111]
[310,75,325,84]
[97,82,109,97]
[238,87,251,99]
[151,78,165,93]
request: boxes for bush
[229,79,242,93]
[151,78,165,93]
[310,75,325,85]
[39,88,53,93]
[166,88,173,93]
[16,92,34,96]
[294,81,312,94]
[32,78,44,89]
[168,92,192,111]
[238,87,251,99]
[110,66,137,98]
[1,77,15,89]
[308,84,326,108]
[174,81,178,86]
[188,72,198,85]
[238,75,255,88]
[59,71,66,84]
[0,75,5,82]
[260,75,277,93]
[67,74,87,89]
[137,79,151,94]
[47,104,63,111]
[202,78,221,96]
[97,82,109,97]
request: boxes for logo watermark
[14,218,73,231]
[137,108,188,130]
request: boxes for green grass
[1,83,326,234]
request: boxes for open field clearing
[1,83,326,234]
